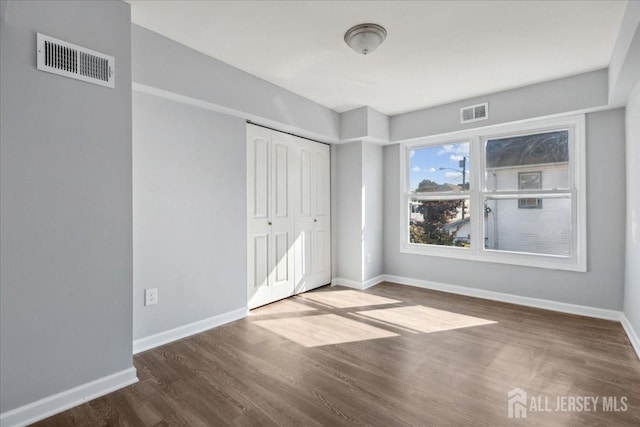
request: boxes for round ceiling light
[344,23,387,55]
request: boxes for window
[400,115,585,272]
[518,172,542,209]
[408,142,470,248]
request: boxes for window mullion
[410,192,470,201]
[470,135,482,255]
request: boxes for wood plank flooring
[36,282,640,426]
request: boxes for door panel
[253,138,269,218]
[269,134,295,302]
[247,125,273,308]
[293,230,307,287]
[312,229,324,274]
[312,143,331,286]
[300,149,312,217]
[293,138,312,292]
[253,234,269,290]
[315,151,326,217]
[294,137,331,291]
[274,142,288,218]
[274,232,289,283]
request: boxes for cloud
[450,154,464,161]
[445,171,462,178]
[437,145,455,156]
[437,144,468,157]
[410,150,415,158]
[412,166,436,173]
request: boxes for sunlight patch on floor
[253,313,399,347]
[299,289,400,308]
[356,305,497,334]
[250,299,317,316]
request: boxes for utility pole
[460,157,466,219]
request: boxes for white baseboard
[331,277,363,289]
[333,274,638,359]
[0,367,137,427]
[332,275,384,290]
[620,314,640,360]
[362,275,385,290]
[133,307,248,354]
[382,274,622,321]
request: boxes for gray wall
[390,70,608,142]
[384,109,626,310]
[133,91,247,340]
[362,142,384,281]
[609,1,640,105]
[0,0,133,413]
[340,107,389,143]
[340,107,368,141]
[625,82,640,332]
[332,141,384,284]
[331,146,339,279]
[132,24,340,143]
[334,142,363,282]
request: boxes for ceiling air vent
[460,102,488,124]
[36,33,115,88]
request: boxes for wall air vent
[460,102,488,124]
[36,33,115,88]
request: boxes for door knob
[314,218,318,222]
[268,221,272,225]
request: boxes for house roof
[443,217,471,231]
[485,130,569,168]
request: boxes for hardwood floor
[36,282,640,426]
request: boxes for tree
[417,200,460,245]
[411,179,461,245]
[416,179,457,193]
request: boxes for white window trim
[399,114,586,272]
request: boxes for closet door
[293,137,331,292]
[293,137,313,293]
[311,142,331,287]
[269,131,296,302]
[247,125,294,309]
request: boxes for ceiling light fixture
[344,23,387,55]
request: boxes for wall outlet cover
[145,288,158,306]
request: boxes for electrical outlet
[145,288,158,306]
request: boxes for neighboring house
[409,201,424,224]
[443,217,471,245]
[483,131,571,256]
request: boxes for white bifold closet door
[292,135,331,294]
[247,124,331,309]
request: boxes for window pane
[483,197,571,256]
[485,131,569,191]
[410,143,470,193]
[410,198,470,248]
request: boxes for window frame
[399,114,586,272]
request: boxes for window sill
[400,244,586,273]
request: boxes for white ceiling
[129,0,627,116]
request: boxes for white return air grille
[36,33,115,88]
[460,102,488,124]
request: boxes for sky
[409,143,470,191]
